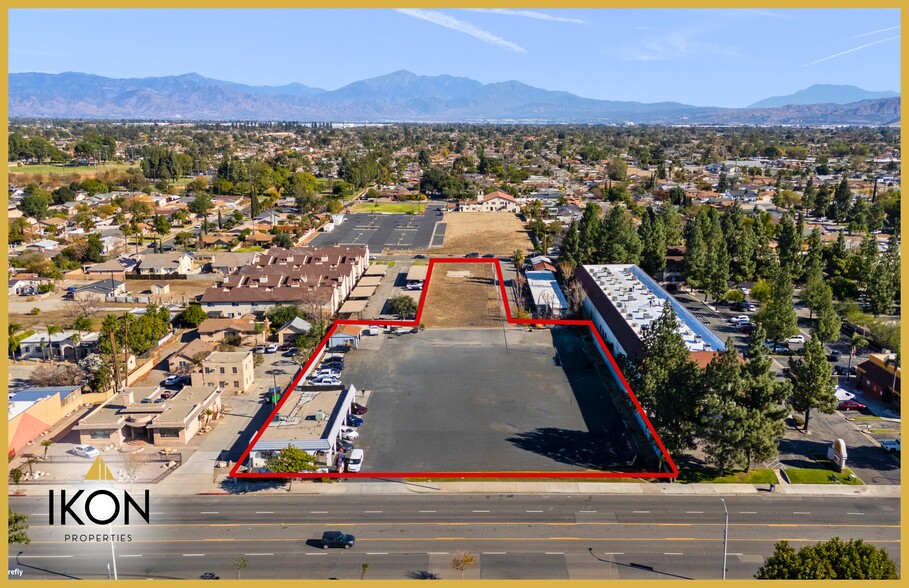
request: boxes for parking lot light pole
[721,499,728,580]
[109,524,118,580]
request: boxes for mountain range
[748,84,900,109]
[9,71,901,126]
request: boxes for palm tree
[512,249,525,269]
[40,439,54,459]
[44,325,62,361]
[848,332,868,378]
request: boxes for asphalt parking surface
[309,204,446,252]
[339,326,646,473]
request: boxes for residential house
[197,314,266,346]
[136,252,193,276]
[8,273,51,297]
[200,233,238,249]
[17,331,99,361]
[209,251,258,275]
[83,258,135,280]
[191,351,255,393]
[70,279,127,301]
[275,316,312,344]
[167,339,217,374]
[74,385,222,446]
[8,386,83,457]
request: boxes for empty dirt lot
[432,212,533,256]
[421,263,503,329]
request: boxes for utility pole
[109,524,118,580]
[721,498,728,580]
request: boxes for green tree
[755,538,897,580]
[9,468,24,492]
[705,221,730,304]
[635,302,703,452]
[8,508,30,544]
[700,343,747,475]
[607,156,627,181]
[265,444,319,489]
[40,439,54,459]
[739,325,790,471]
[789,336,836,432]
[814,288,842,344]
[234,556,248,580]
[180,304,209,327]
[638,208,666,277]
[273,232,295,248]
[755,268,798,345]
[658,203,683,246]
[775,213,801,278]
[847,332,869,376]
[832,176,853,222]
[598,206,642,265]
[19,190,51,220]
[389,295,418,317]
[801,265,828,320]
[512,249,525,269]
[683,210,708,290]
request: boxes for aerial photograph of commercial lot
[5,7,902,582]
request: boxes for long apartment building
[576,264,726,366]
[200,245,369,317]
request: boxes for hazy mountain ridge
[748,84,899,109]
[9,71,899,125]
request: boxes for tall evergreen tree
[636,302,703,453]
[658,203,683,246]
[706,221,730,304]
[789,335,836,432]
[801,265,828,320]
[776,212,802,278]
[815,288,842,344]
[598,206,643,264]
[638,208,666,277]
[866,250,898,316]
[825,231,850,279]
[559,220,581,267]
[578,203,601,263]
[753,220,777,279]
[812,185,831,218]
[740,325,790,472]
[833,176,852,222]
[756,266,799,345]
[700,342,747,475]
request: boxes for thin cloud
[804,35,899,66]
[396,9,526,53]
[849,25,900,40]
[466,9,586,24]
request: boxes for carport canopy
[339,300,368,313]
[358,276,383,287]
[350,285,377,299]
[364,264,388,276]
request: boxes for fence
[21,452,183,465]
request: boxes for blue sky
[9,9,901,107]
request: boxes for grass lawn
[853,416,884,421]
[9,162,130,176]
[412,260,429,266]
[867,429,899,434]
[349,202,426,214]
[234,246,265,252]
[784,467,863,485]
[678,468,778,484]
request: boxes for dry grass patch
[421,263,503,329]
[432,212,532,256]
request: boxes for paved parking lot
[309,204,446,252]
[339,326,649,474]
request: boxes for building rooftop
[254,385,356,453]
[582,264,725,353]
[525,270,568,313]
[205,351,251,363]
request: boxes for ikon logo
[47,456,150,526]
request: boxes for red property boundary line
[229,258,679,480]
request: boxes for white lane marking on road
[526,510,543,513]
[310,511,329,514]
[483,552,506,555]
[545,552,565,555]
[664,552,684,555]
[200,511,219,514]
[427,552,449,555]
[150,512,165,515]
[792,512,811,515]
[602,552,625,555]
[419,510,437,513]
[120,554,143,558]
[244,553,274,556]
[255,511,274,514]
[847,512,865,515]
[685,511,704,514]
[32,513,49,516]
[579,510,597,513]
[183,554,205,557]
[366,552,388,555]
[728,553,743,556]
[13,555,73,558]
[739,511,757,514]
[364,511,383,513]
[472,510,490,513]
[632,511,651,514]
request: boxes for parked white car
[346,448,364,472]
[309,377,342,386]
[72,445,100,459]
[787,335,806,345]
[339,426,360,440]
[729,315,750,324]
[834,388,856,402]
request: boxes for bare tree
[450,551,477,579]
[120,451,144,490]
[65,296,104,322]
[31,364,85,387]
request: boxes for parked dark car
[833,365,849,376]
[827,351,842,362]
[350,402,368,415]
[321,531,356,549]
[346,415,364,427]
[414,254,428,259]
[482,254,496,258]
[730,301,747,312]
[737,322,756,334]
[465,252,480,258]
